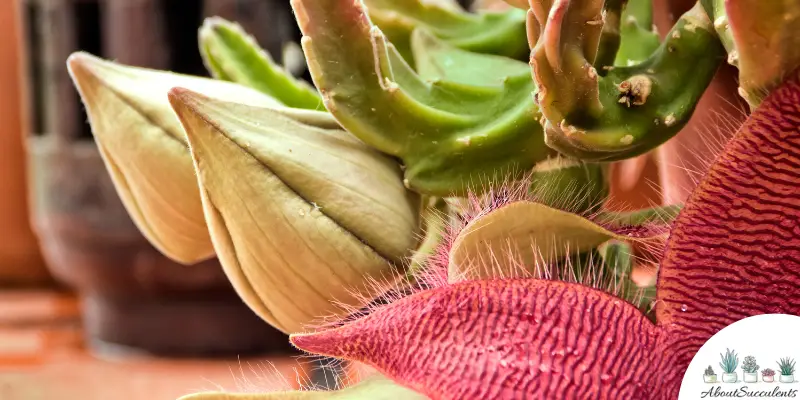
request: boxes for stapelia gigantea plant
[65,0,800,398]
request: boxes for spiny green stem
[594,0,625,72]
[530,1,724,162]
[614,0,660,67]
[292,0,551,196]
[365,0,529,63]
[198,17,322,110]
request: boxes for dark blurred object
[27,138,293,356]
[459,0,476,8]
[22,0,299,356]
[0,0,51,286]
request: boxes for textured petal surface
[653,69,800,397]
[292,279,659,399]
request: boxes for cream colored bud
[168,88,421,333]
[66,52,281,264]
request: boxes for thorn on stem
[617,75,652,107]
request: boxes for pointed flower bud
[66,52,282,264]
[168,88,422,333]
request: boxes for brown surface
[0,0,49,285]
[0,290,309,400]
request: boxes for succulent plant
[778,358,797,376]
[705,366,715,376]
[529,1,723,162]
[763,368,776,377]
[719,349,739,374]
[742,355,759,374]
[701,0,800,107]
[63,0,800,398]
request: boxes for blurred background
[0,0,394,398]
[0,0,737,399]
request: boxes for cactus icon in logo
[719,348,740,383]
[703,366,718,383]
[762,368,776,383]
[743,356,760,383]
[778,358,796,383]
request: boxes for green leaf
[199,17,323,110]
[527,157,609,214]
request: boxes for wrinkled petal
[654,67,800,396]
[291,279,659,399]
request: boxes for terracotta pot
[28,136,292,356]
[0,0,50,285]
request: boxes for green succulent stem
[365,0,529,64]
[700,0,736,58]
[291,0,551,197]
[530,1,724,162]
[701,0,800,107]
[198,17,323,110]
[528,158,609,215]
[593,0,625,72]
[614,0,661,67]
[407,197,449,278]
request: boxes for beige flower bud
[66,52,281,264]
[168,88,421,333]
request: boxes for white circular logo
[679,314,800,399]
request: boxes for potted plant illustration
[778,358,796,383]
[704,366,718,383]
[720,349,740,383]
[743,356,760,383]
[762,369,776,383]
